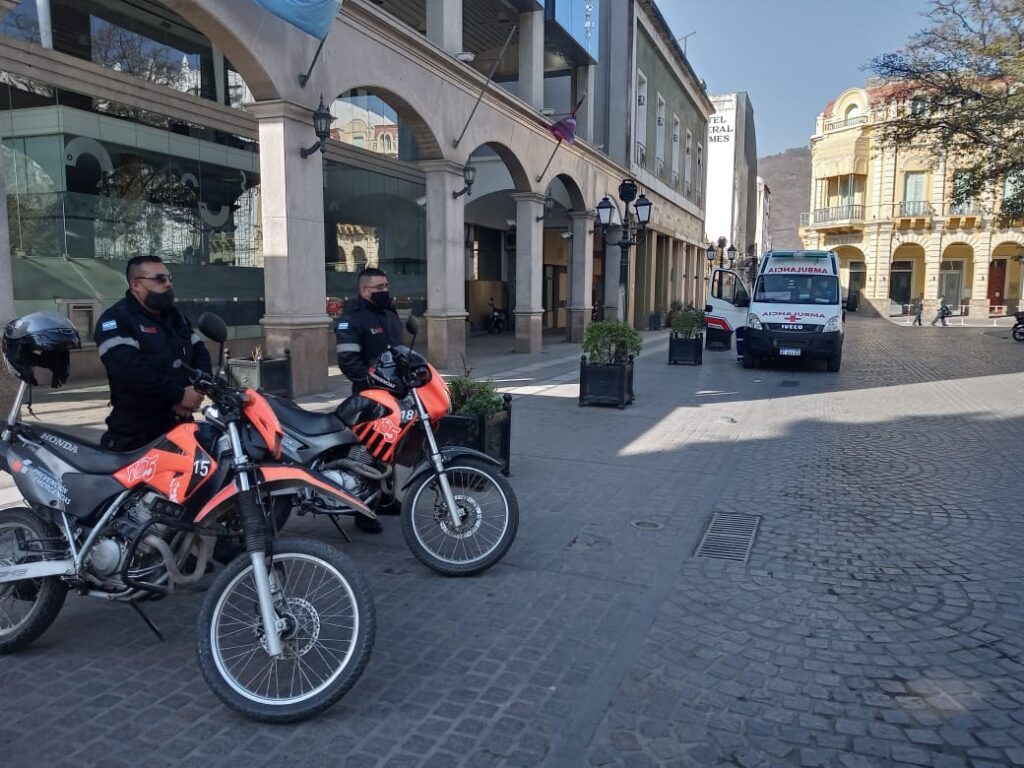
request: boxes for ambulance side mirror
[704,304,713,313]
[734,295,749,308]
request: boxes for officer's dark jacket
[93,292,212,441]
[335,297,403,392]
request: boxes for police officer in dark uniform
[335,267,404,532]
[93,255,212,451]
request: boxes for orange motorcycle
[0,312,375,723]
[257,317,519,577]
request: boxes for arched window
[844,103,860,121]
[352,246,366,270]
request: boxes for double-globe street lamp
[596,179,652,324]
[705,236,737,270]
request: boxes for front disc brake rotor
[435,494,483,539]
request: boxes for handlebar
[173,359,247,409]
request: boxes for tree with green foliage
[868,0,1024,222]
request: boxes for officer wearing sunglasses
[93,255,212,451]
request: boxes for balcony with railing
[799,204,865,233]
[654,157,665,179]
[898,200,933,217]
[943,200,982,228]
[671,171,680,191]
[635,142,647,169]
[823,114,869,132]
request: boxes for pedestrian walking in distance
[913,296,923,326]
[930,295,950,326]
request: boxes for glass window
[754,275,838,305]
[333,91,420,161]
[904,171,926,201]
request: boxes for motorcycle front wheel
[401,458,518,576]
[0,509,67,654]
[196,537,375,723]
[1013,325,1024,342]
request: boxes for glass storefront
[323,161,427,319]
[1,73,264,337]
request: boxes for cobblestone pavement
[3,317,1024,767]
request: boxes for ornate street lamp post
[596,179,652,324]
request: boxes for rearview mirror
[734,295,750,308]
[405,315,419,336]
[197,312,228,344]
[704,304,713,314]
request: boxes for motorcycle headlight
[823,316,842,333]
[746,313,762,330]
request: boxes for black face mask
[369,291,391,309]
[144,288,175,312]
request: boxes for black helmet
[2,312,81,388]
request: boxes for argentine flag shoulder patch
[336,321,349,330]
[101,320,117,332]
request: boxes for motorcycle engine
[322,467,365,496]
[86,492,167,579]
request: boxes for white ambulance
[706,249,844,372]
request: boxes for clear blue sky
[660,1,933,156]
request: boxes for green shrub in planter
[665,299,685,330]
[579,321,642,407]
[669,307,705,339]
[436,375,512,474]
[581,320,643,364]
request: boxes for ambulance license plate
[779,347,801,356]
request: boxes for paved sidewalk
[5,315,1024,767]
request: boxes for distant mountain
[758,147,811,250]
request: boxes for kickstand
[130,600,165,642]
[327,516,352,544]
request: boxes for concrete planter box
[579,356,635,409]
[226,357,291,398]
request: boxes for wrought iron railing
[635,142,647,169]
[823,115,868,132]
[800,205,865,226]
[899,200,933,216]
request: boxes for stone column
[566,211,595,342]
[249,100,331,397]
[0,127,19,408]
[971,235,992,317]
[512,192,545,352]
[421,160,467,369]
[921,235,941,316]
[518,10,544,110]
[572,65,595,142]
[426,0,463,56]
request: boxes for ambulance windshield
[754,274,839,305]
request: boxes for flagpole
[298,36,328,88]
[535,94,586,181]
[453,25,517,149]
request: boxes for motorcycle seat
[265,396,345,436]
[26,425,156,474]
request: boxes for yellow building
[800,84,1024,319]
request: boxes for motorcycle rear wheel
[0,508,67,654]
[401,458,518,576]
[196,537,375,723]
[1013,325,1024,342]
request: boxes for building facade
[593,0,713,321]
[704,92,758,275]
[755,175,770,258]
[0,0,712,396]
[800,84,1024,318]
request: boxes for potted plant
[579,320,643,408]
[435,374,512,474]
[668,306,704,365]
[666,299,685,329]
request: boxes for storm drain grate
[695,513,760,562]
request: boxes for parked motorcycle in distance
[0,312,375,724]
[485,299,507,334]
[253,315,519,577]
[1013,311,1024,342]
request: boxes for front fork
[227,421,284,658]
[412,390,464,529]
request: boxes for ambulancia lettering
[765,266,830,274]
[762,311,826,319]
